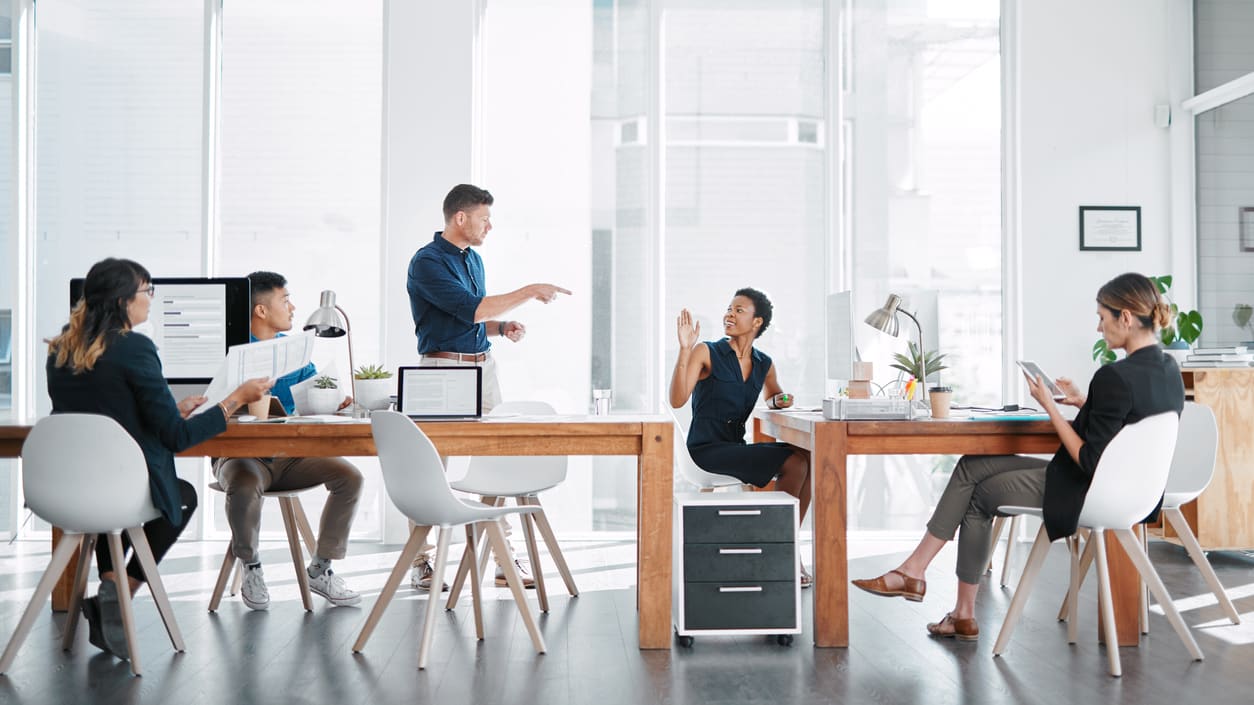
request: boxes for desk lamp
[303,290,355,403]
[864,293,929,402]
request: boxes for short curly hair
[735,287,773,339]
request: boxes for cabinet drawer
[682,505,794,544]
[682,543,795,582]
[683,581,796,630]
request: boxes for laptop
[396,365,483,420]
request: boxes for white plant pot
[354,378,394,411]
[306,387,341,415]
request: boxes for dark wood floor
[0,537,1251,705]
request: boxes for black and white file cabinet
[673,491,801,646]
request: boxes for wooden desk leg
[812,422,849,647]
[637,422,673,649]
[50,527,80,613]
[1099,528,1141,647]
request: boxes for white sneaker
[410,556,449,592]
[308,569,361,607]
[494,558,536,589]
[240,565,270,611]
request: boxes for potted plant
[890,341,949,394]
[353,364,394,411]
[1092,274,1203,365]
[306,374,342,415]
[1234,303,1254,344]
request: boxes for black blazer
[46,330,227,525]
[1042,345,1184,540]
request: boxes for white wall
[1017,0,1185,391]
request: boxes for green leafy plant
[313,374,338,390]
[890,341,948,383]
[353,364,393,380]
[1092,274,1203,365]
[1234,303,1254,340]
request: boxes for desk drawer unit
[673,491,800,646]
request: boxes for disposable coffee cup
[247,395,273,421]
[928,387,953,419]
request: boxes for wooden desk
[754,411,1144,648]
[0,416,675,650]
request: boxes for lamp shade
[303,290,347,337]
[864,294,903,336]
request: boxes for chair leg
[291,496,318,557]
[230,558,244,596]
[62,534,97,652]
[1137,523,1150,635]
[1112,528,1204,662]
[517,499,549,613]
[209,545,237,613]
[1058,532,1097,621]
[992,524,1052,657]
[1000,515,1021,588]
[127,527,185,652]
[464,525,484,640]
[484,519,546,655]
[988,516,1006,573]
[526,496,578,597]
[418,526,453,670]
[1066,535,1080,644]
[447,523,486,609]
[1164,507,1241,625]
[474,498,506,583]
[1090,529,1121,677]
[279,497,313,612]
[0,534,83,673]
[354,528,425,653]
[106,533,143,676]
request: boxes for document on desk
[192,332,315,415]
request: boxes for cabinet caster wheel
[678,635,695,648]
[777,635,793,646]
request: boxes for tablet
[1016,360,1065,400]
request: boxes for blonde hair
[1096,273,1171,331]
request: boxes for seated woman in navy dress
[668,288,813,583]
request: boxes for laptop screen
[396,366,482,419]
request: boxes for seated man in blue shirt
[212,271,364,610]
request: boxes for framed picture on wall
[1241,207,1254,252]
[1079,206,1141,251]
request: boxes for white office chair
[206,482,318,612]
[353,411,545,670]
[992,412,1202,677]
[1055,402,1242,629]
[445,400,579,614]
[986,515,1022,588]
[669,408,744,491]
[0,414,185,677]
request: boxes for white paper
[192,332,316,415]
[289,375,318,416]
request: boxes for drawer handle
[718,586,763,593]
[718,548,763,555]
[717,509,762,516]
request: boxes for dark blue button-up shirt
[407,231,489,354]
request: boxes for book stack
[1182,346,1254,368]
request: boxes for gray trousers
[926,454,1048,585]
[214,456,364,564]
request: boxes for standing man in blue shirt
[212,271,364,610]
[406,184,570,591]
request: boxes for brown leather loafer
[850,569,926,602]
[926,613,979,641]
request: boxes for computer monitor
[70,277,252,384]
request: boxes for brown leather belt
[423,351,490,363]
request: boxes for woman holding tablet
[851,272,1184,640]
[669,288,813,585]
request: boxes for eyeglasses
[138,285,156,297]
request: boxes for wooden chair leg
[988,516,1006,573]
[464,525,484,640]
[1137,523,1150,635]
[418,527,453,670]
[106,533,143,676]
[1000,515,1021,588]
[1067,535,1080,644]
[526,496,579,596]
[230,558,244,596]
[1091,529,1121,678]
[279,497,313,612]
[447,523,486,609]
[518,500,549,613]
[62,534,97,652]
[127,527,185,652]
[1163,507,1240,624]
[484,519,546,655]
[0,534,83,673]
[1113,528,1204,662]
[992,524,1052,656]
[209,545,237,612]
[354,528,425,652]
[1058,532,1096,621]
[291,496,318,557]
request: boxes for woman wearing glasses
[46,257,270,659]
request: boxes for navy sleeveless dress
[686,339,795,487]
